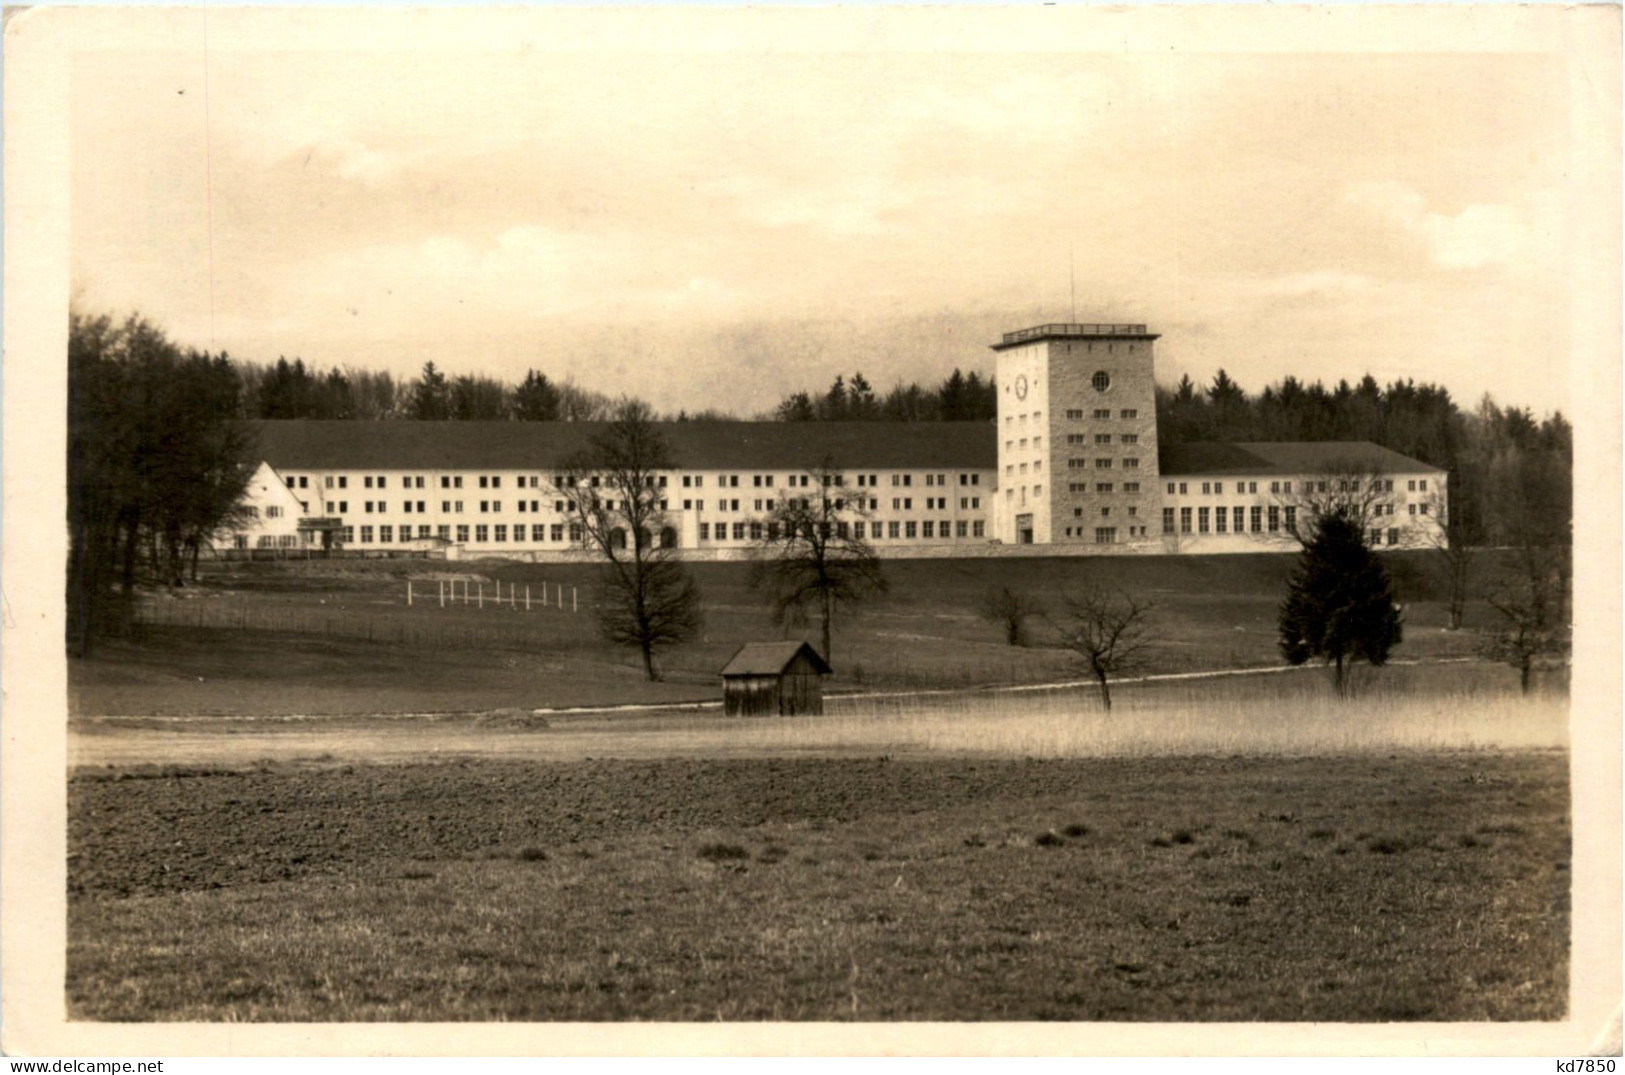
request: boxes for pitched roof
[249,421,1440,479]
[250,420,997,472]
[721,641,832,677]
[1156,441,1444,477]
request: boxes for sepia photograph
[2,2,1619,1057]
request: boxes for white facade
[224,322,1447,559]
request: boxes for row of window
[1064,433,1139,445]
[1058,525,1148,542]
[1066,482,1143,495]
[1162,505,1297,535]
[1164,478,1421,497]
[1063,408,1138,421]
[696,519,987,542]
[344,522,587,545]
[1063,458,1142,470]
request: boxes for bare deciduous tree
[1420,487,1474,630]
[553,399,701,680]
[1273,463,1397,548]
[1483,546,1570,694]
[979,585,1040,646]
[750,461,887,664]
[1051,587,1156,711]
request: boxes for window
[699,523,710,541]
[1067,434,1086,445]
[956,521,968,538]
[1123,458,1140,469]
[403,501,413,514]
[732,522,745,541]
[1268,506,1280,532]
[1166,482,1176,495]
[1233,506,1245,532]
[1180,507,1192,534]
[360,526,374,543]
[338,502,347,513]
[436,525,450,540]
[377,476,386,488]
[1198,507,1210,533]
[1250,506,1263,533]
[1201,482,1211,495]
[1123,483,1139,493]
[365,476,374,489]
[1285,507,1297,532]
[266,505,283,518]
[1407,479,1416,491]
[1091,371,1111,392]
[1094,408,1111,420]
[1418,479,1428,491]
[1095,459,1112,469]
[1388,528,1400,545]
[380,526,393,543]
[888,521,900,539]
[1067,409,1084,419]
[923,521,935,539]
[456,525,469,542]
[1282,482,1291,494]
[1095,433,1112,445]
[905,521,917,539]
[1408,504,1417,516]
[338,476,348,489]
[1095,527,1117,544]
[495,525,507,542]
[1269,481,1280,494]
[1371,528,1383,545]
[1215,508,1227,533]
[339,527,354,544]
[475,525,488,542]
[1120,409,1137,419]
[1420,503,1430,515]
[1096,483,1113,494]
[569,524,583,543]
[1121,434,1138,445]
[1162,507,1175,534]
[972,521,985,537]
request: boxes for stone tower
[989,323,1163,547]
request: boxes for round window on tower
[1092,370,1112,392]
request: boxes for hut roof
[721,641,832,677]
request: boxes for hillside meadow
[70,550,1521,716]
[65,550,1569,1023]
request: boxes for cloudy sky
[66,7,1606,417]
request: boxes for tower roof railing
[999,323,1150,345]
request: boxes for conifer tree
[1278,510,1404,694]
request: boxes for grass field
[69,746,1568,1021]
[64,551,1570,1023]
[71,550,1520,716]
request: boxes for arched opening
[637,527,653,550]
[660,526,678,549]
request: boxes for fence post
[408,580,413,607]
[439,580,445,608]
[525,585,531,611]
[572,586,577,613]
[478,582,484,609]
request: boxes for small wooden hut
[721,641,832,716]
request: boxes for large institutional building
[227,323,1446,559]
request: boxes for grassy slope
[70,551,1507,715]
[68,751,1568,1022]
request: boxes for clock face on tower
[1014,374,1028,400]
